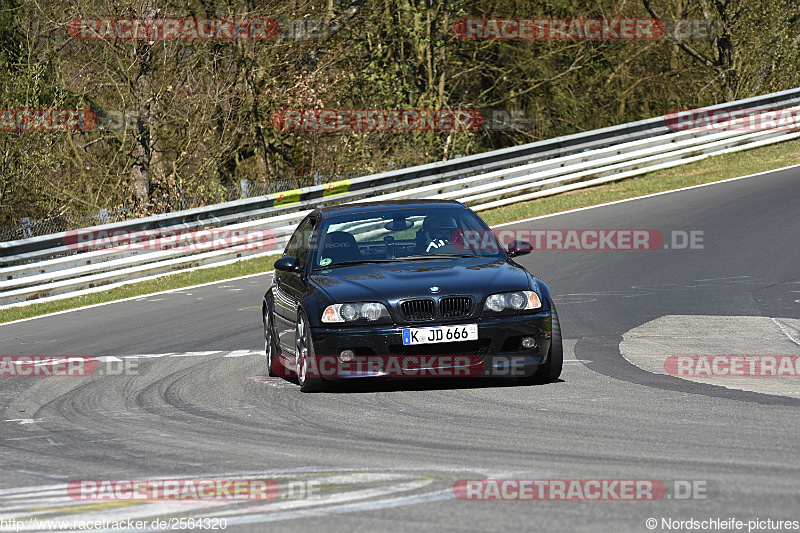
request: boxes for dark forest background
[1,0,798,227]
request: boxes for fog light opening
[521,337,536,349]
[339,350,355,362]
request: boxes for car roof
[314,199,468,218]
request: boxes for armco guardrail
[4,86,799,265]
[1,88,799,306]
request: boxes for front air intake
[400,299,435,321]
[439,297,472,318]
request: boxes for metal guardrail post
[20,218,32,240]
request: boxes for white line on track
[771,318,800,346]
[223,350,260,357]
[0,466,541,532]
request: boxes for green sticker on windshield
[320,257,332,266]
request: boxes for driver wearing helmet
[416,214,459,253]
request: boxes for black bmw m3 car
[262,200,562,392]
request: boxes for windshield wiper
[315,254,489,270]
[315,258,405,269]
[395,254,483,260]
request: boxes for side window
[285,217,315,266]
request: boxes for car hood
[309,256,532,304]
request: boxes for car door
[273,215,316,355]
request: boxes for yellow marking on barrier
[274,189,301,207]
[322,179,351,197]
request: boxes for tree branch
[643,0,723,73]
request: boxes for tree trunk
[131,0,155,205]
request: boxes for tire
[520,304,563,385]
[263,302,281,377]
[295,312,325,393]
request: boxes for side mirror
[275,256,301,272]
[507,240,533,257]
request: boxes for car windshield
[313,206,505,269]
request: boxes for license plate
[402,324,478,345]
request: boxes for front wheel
[295,312,324,393]
[263,303,281,377]
[520,305,563,385]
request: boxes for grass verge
[478,138,800,226]
[0,255,279,323]
[2,137,799,324]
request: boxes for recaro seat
[322,231,361,264]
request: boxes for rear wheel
[295,312,324,393]
[521,305,563,385]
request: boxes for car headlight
[322,302,390,323]
[484,291,541,312]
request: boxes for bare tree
[643,0,800,101]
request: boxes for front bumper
[309,311,552,379]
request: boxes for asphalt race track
[1,166,799,532]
